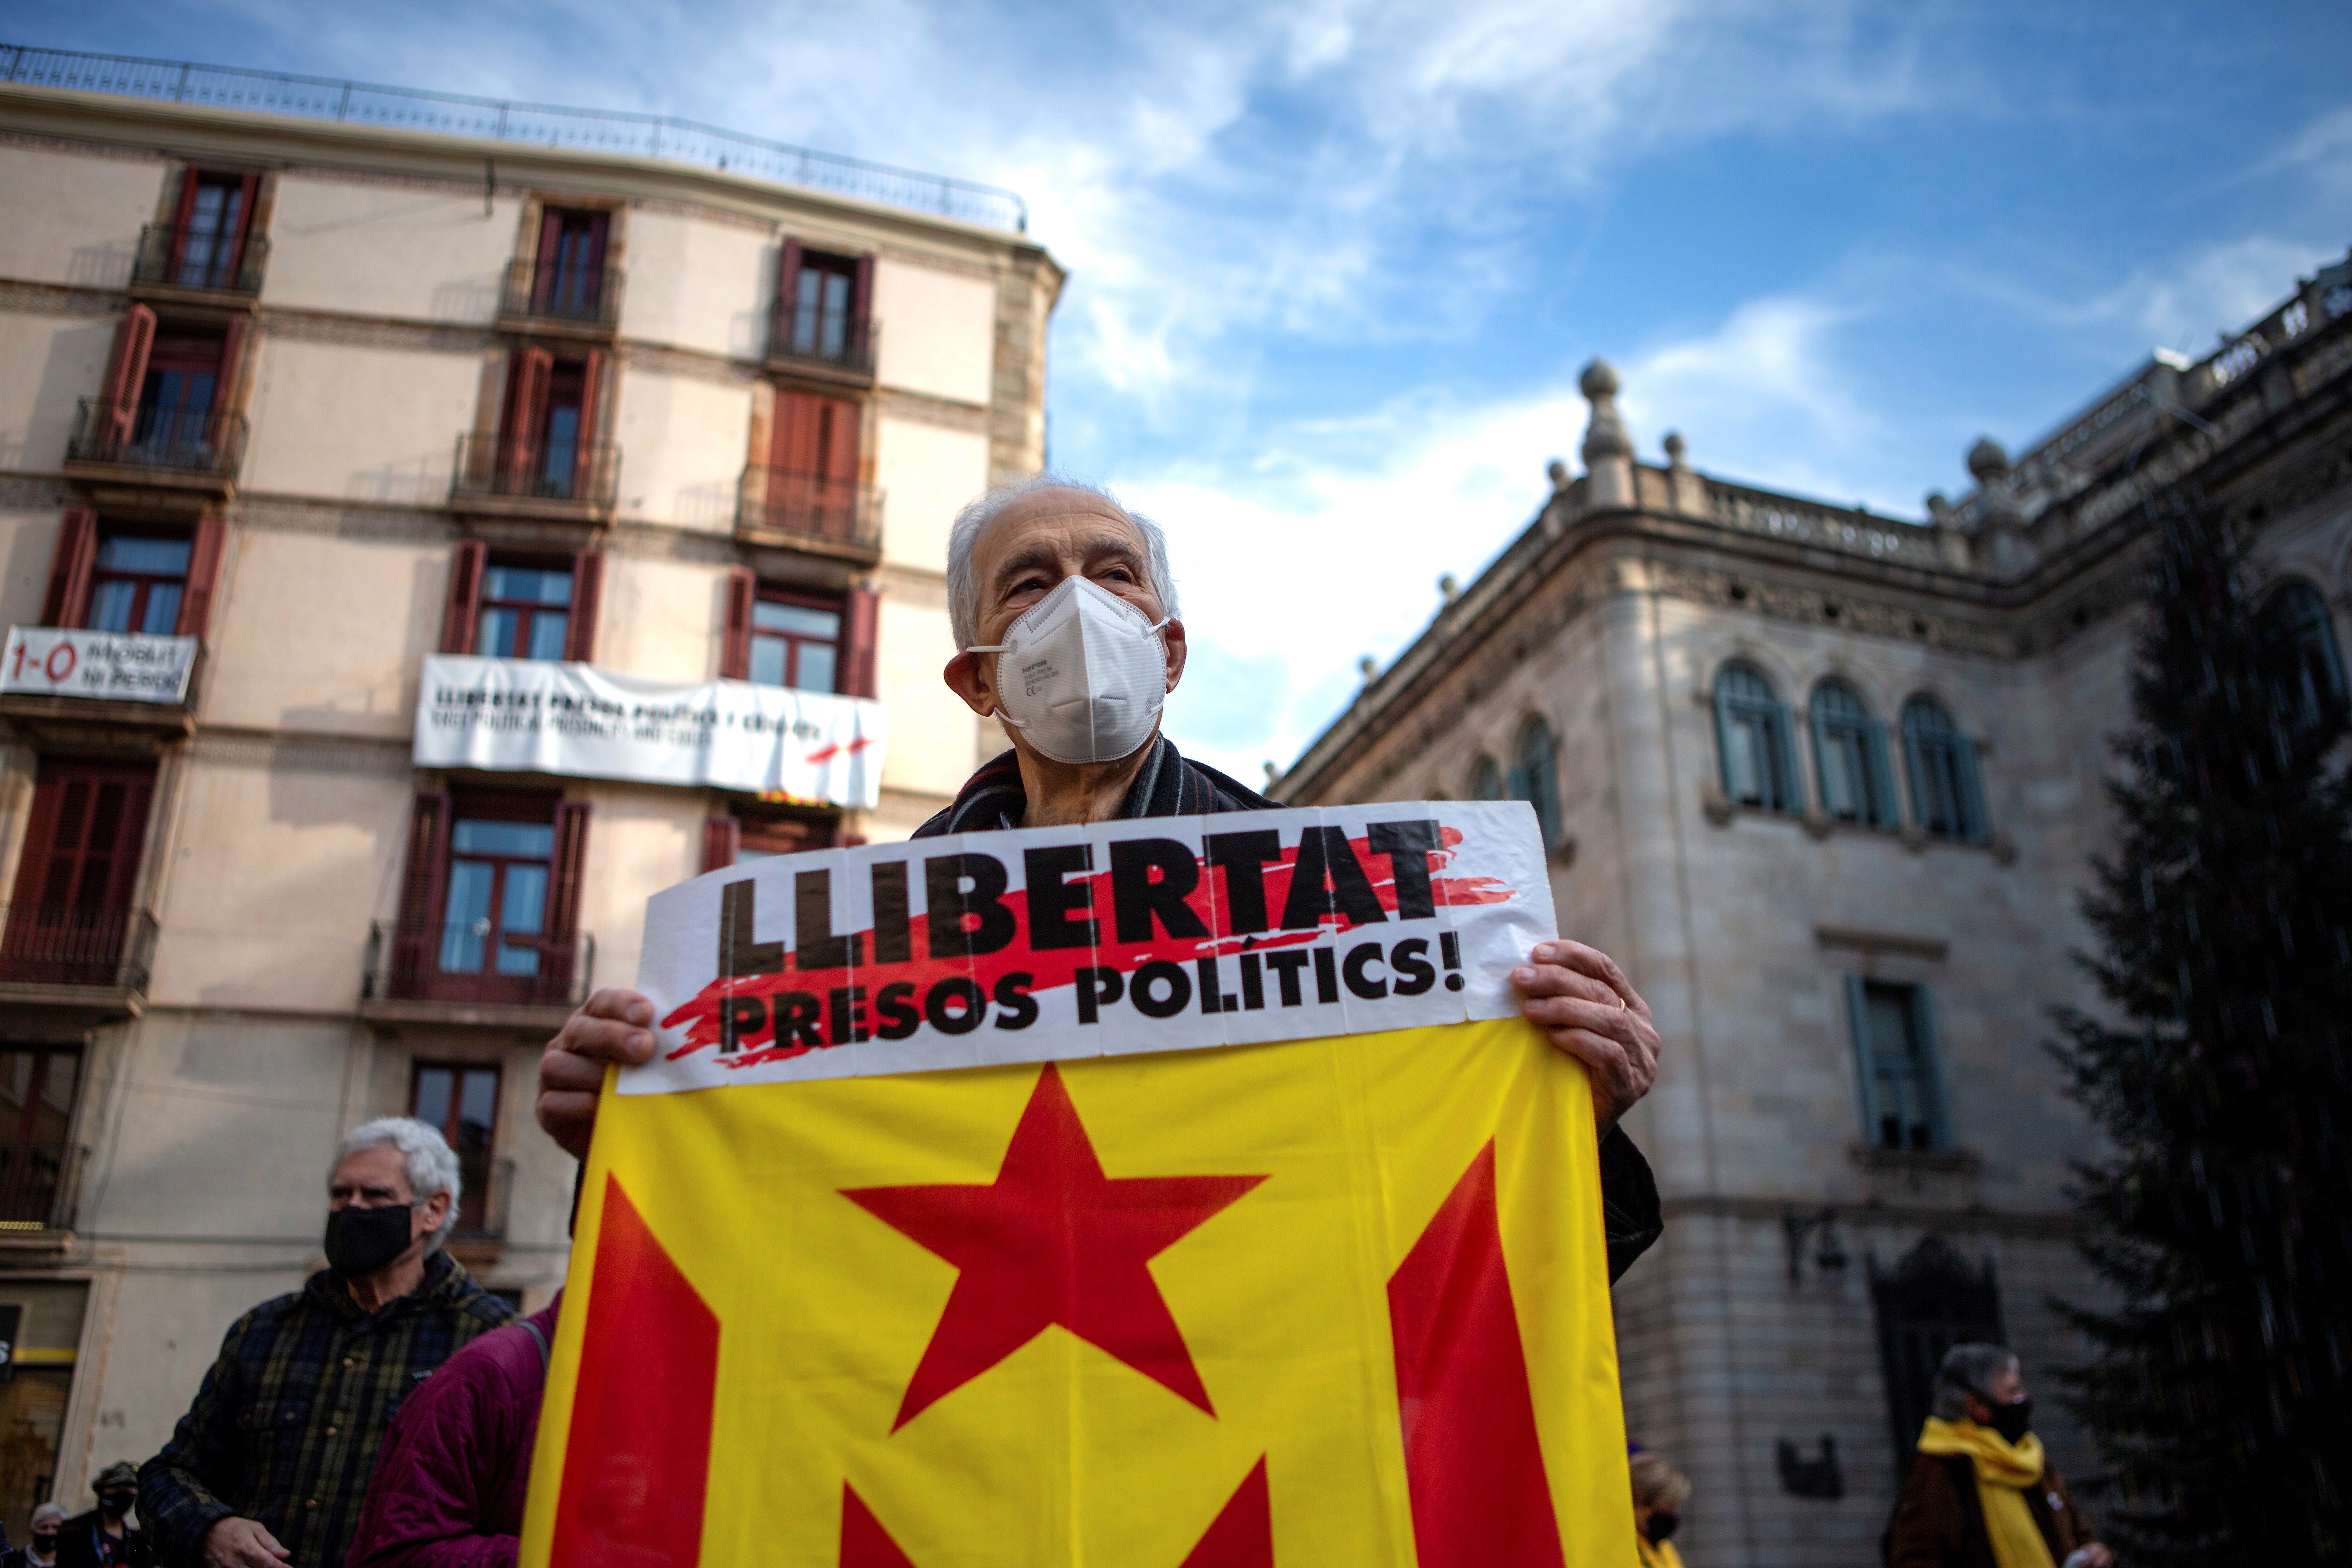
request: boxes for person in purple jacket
[344,1294,561,1568]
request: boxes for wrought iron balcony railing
[131,221,268,294]
[66,398,246,478]
[363,919,596,1009]
[451,432,619,507]
[0,904,157,992]
[499,258,623,329]
[736,465,881,553]
[767,314,879,377]
[0,1143,89,1233]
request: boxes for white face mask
[968,576,1171,764]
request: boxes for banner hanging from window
[413,655,885,808]
[1,627,197,704]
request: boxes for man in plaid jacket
[139,1120,512,1568]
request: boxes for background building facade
[0,58,1057,1534]
[1275,254,2352,1563]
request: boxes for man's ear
[1162,619,1187,693]
[944,650,999,718]
[416,1191,451,1243]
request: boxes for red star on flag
[843,1064,1265,1430]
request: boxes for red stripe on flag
[1179,1455,1274,1568]
[1386,1141,1565,1568]
[551,1176,721,1568]
[840,1484,920,1568]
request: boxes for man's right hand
[203,1518,289,1568]
[537,989,658,1158]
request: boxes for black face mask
[97,1493,133,1519]
[1644,1509,1681,1544]
[324,1203,416,1278]
[31,1533,58,1556]
[1984,1396,2034,1445]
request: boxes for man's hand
[537,989,658,1158]
[1511,941,1661,1135]
[2067,1546,2116,1568]
[203,1518,289,1568]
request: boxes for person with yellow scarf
[1886,1343,2111,1568]
[1629,1451,1690,1568]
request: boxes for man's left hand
[1512,941,1661,1135]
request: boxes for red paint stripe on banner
[1386,1142,1565,1568]
[550,1177,720,1568]
[1179,1456,1274,1568]
[839,1484,920,1568]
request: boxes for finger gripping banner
[521,804,1637,1567]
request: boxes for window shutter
[824,396,861,485]
[503,347,554,441]
[1844,975,1880,1146]
[842,582,881,698]
[1864,719,1900,829]
[720,568,755,679]
[851,254,874,357]
[1769,705,1801,814]
[101,305,158,446]
[774,238,803,350]
[166,169,201,277]
[533,208,563,310]
[701,815,741,874]
[573,349,607,495]
[1901,721,1929,830]
[397,792,452,933]
[440,539,487,655]
[548,799,591,943]
[176,514,229,640]
[564,548,605,663]
[771,389,818,473]
[41,507,99,628]
[216,315,246,411]
[1956,739,1989,843]
[1807,702,1834,817]
[583,212,609,278]
[232,172,260,264]
[1913,986,1953,1150]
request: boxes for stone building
[0,50,1058,1530]
[1274,253,2352,1563]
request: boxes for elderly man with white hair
[539,477,1666,1279]
[139,1118,512,1568]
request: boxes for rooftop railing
[1,43,1030,232]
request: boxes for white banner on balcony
[1,627,197,704]
[413,656,886,809]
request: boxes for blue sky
[15,1,2350,780]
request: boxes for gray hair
[333,1116,462,1251]
[31,1504,65,1530]
[945,474,1179,652]
[1931,1342,2020,1421]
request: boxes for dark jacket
[919,740,1668,1283]
[345,1297,560,1568]
[139,1251,513,1568]
[1887,1450,2099,1568]
[53,1513,146,1568]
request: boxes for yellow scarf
[1634,1534,1684,1568]
[1917,1417,2053,1568]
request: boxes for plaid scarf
[912,736,1274,837]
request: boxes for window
[2259,581,2347,739]
[750,595,843,692]
[1470,756,1503,800]
[0,1048,82,1227]
[1714,664,1798,812]
[484,347,607,503]
[441,816,556,981]
[785,249,861,361]
[753,389,864,541]
[1,760,155,986]
[85,532,191,635]
[1810,681,1897,826]
[533,209,609,320]
[134,331,224,457]
[174,172,254,289]
[477,564,572,661]
[391,793,588,1005]
[1846,977,1948,1151]
[1509,717,1562,850]
[1901,697,1986,842]
[411,1063,499,1235]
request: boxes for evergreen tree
[2051,489,2352,1562]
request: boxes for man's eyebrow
[990,542,1062,593]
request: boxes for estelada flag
[520,804,1638,1567]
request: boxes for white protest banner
[626,801,1556,1093]
[412,655,885,808]
[1,627,197,704]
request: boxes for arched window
[1810,680,1896,827]
[1508,717,1562,850]
[1901,696,1986,841]
[1470,756,1503,801]
[2259,581,2347,739]
[1714,664,1798,813]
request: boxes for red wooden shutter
[583,212,609,278]
[41,508,98,628]
[721,568,755,679]
[824,397,861,484]
[701,815,740,874]
[564,548,604,663]
[500,347,554,491]
[771,389,818,473]
[216,315,245,410]
[101,306,157,446]
[548,800,591,965]
[573,349,607,495]
[774,239,803,351]
[166,170,200,276]
[533,209,563,310]
[396,792,452,933]
[232,172,260,266]
[176,514,229,640]
[440,539,487,655]
[841,583,880,698]
[7,762,157,913]
[851,255,874,357]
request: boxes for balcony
[499,259,623,334]
[0,1144,90,1242]
[64,399,245,498]
[766,314,880,384]
[0,905,157,1023]
[130,222,268,297]
[736,464,882,562]
[451,432,618,524]
[360,919,596,1031]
